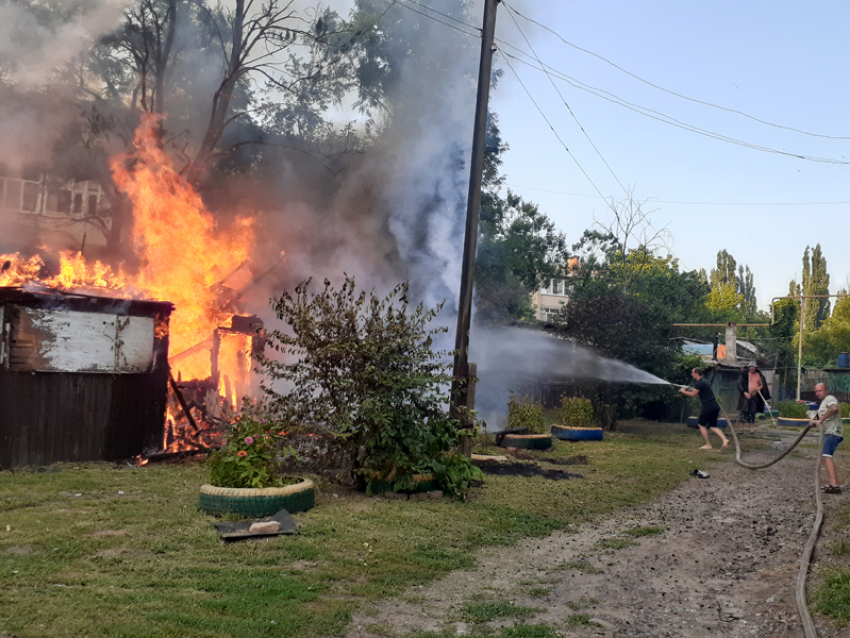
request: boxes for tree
[801,244,831,332]
[591,190,671,293]
[807,291,850,365]
[476,190,569,322]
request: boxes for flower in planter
[208,417,298,489]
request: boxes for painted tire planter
[686,417,728,428]
[199,479,315,517]
[777,417,812,427]
[551,425,603,441]
[366,473,437,496]
[500,433,553,450]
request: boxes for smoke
[471,325,669,429]
[0,0,129,170]
[0,0,128,87]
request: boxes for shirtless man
[680,368,730,451]
[809,383,843,493]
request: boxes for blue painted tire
[686,417,728,428]
[777,417,812,427]
[551,425,603,441]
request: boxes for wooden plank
[12,306,154,373]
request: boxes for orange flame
[2,114,261,454]
[111,115,254,379]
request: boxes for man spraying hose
[679,368,730,451]
[809,383,843,494]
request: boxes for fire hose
[674,381,824,638]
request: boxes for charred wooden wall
[0,288,173,468]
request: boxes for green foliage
[259,276,471,496]
[597,537,638,550]
[623,525,665,537]
[507,395,548,434]
[842,403,850,418]
[778,401,808,419]
[557,396,595,428]
[207,417,297,489]
[815,571,850,626]
[476,189,569,322]
[428,453,484,500]
[460,600,541,623]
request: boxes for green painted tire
[551,425,603,441]
[500,433,553,450]
[199,479,315,517]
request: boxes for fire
[0,251,124,290]
[2,114,264,455]
[112,115,254,380]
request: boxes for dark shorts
[699,402,721,428]
[823,434,844,457]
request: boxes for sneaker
[689,469,710,479]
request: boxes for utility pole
[797,297,805,401]
[450,0,499,426]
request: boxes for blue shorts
[823,434,844,457]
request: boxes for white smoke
[0,0,128,87]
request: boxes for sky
[484,0,850,311]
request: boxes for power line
[503,183,850,206]
[392,0,481,38]
[501,0,850,141]
[498,48,850,166]
[397,0,481,33]
[502,3,629,199]
[499,50,614,210]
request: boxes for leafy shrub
[557,396,595,428]
[507,395,548,434]
[779,401,809,419]
[842,403,850,418]
[208,417,298,489]
[429,453,483,499]
[258,276,480,497]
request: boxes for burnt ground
[345,442,850,638]
[477,459,584,481]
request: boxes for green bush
[507,394,548,434]
[258,276,481,498]
[557,396,595,428]
[207,417,298,489]
[779,401,809,419]
[841,403,850,418]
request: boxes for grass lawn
[0,420,737,638]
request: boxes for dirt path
[345,442,849,638]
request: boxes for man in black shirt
[680,368,730,451]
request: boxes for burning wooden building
[0,286,173,468]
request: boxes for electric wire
[499,48,615,209]
[397,0,481,33]
[498,48,850,166]
[392,0,481,38]
[501,0,850,141]
[502,3,629,199]
[503,184,850,207]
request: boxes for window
[87,194,99,214]
[73,193,84,215]
[22,182,39,212]
[552,279,563,295]
[2,179,22,210]
[57,189,72,214]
